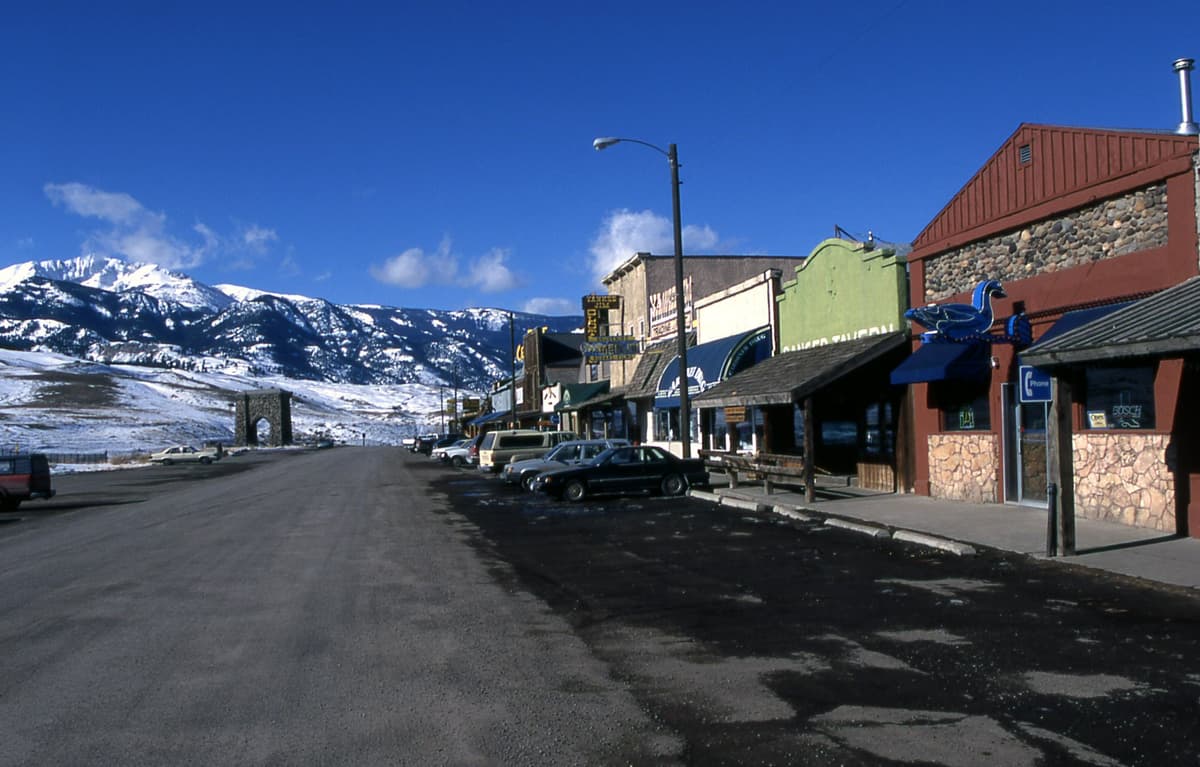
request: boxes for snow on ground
[0,348,446,456]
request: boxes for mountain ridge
[0,256,582,393]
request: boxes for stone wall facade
[234,389,293,447]
[1073,432,1175,532]
[928,433,999,504]
[925,185,1168,301]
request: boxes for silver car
[501,438,630,491]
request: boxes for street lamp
[593,136,691,458]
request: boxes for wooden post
[803,396,816,503]
[1047,376,1076,555]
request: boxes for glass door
[1002,383,1050,505]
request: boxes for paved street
[432,458,1200,766]
[0,449,664,765]
[1,447,1198,765]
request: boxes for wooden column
[803,396,816,503]
[1047,375,1076,555]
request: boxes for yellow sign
[583,294,622,341]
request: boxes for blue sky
[3,2,1197,315]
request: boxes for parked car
[409,433,439,453]
[416,433,463,455]
[476,429,579,473]
[149,445,220,465]
[440,434,484,467]
[531,445,709,502]
[0,453,55,512]
[502,438,631,490]
[430,438,470,461]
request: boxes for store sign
[581,336,639,363]
[724,406,746,423]
[1019,365,1052,403]
[583,294,622,341]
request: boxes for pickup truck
[0,453,56,512]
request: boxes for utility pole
[509,312,517,429]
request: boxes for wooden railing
[699,450,808,495]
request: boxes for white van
[477,430,579,472]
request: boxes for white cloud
[522,297,578,315]
[371,237,522,294]
[44,182,217,270]
[588,209,719,283]
[242,225,278,253]
[464,248,519,293]
[44,182,144,225]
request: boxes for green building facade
[777,238,908,352]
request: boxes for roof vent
[1018,144,1032,165]
[1173,58,1199,136]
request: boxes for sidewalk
[694,477,1200,591]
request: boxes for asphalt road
[3,447,1199,766]
[431,457,1200,767]
[0,448,666,765]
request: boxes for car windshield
[588,446,620,465]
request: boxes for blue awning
[655,327,772,408]
[890,341,990,385]
[468,409,510,426]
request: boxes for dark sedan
[531,445,709,502]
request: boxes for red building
[898,123,1199,535]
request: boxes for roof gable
[913,124,1198,255]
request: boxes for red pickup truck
[0,453,56,512]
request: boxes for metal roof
[694,332,908,408]
[1021,276,1200,366]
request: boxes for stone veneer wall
[1073,432,1175,532]
[925,185,1168,301]
[928,433,999,504]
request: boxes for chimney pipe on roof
[1173,58,1199,136]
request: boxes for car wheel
[162,459,174,466]
[661,473,686,496]
[451,455,465,467]
[563,480,586,503]
[521,473,537,492]
[200,456,212,465]
[0,495,18,513]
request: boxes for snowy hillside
[0,348,440,454]
[0,255,584,452]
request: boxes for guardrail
[43,452,109,465]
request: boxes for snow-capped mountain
[0,255,233,313]
[0,256,582,393]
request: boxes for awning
[1018,285,1200,366]
[1029,302,1133,349]
[571,389,626,410]
[468,409,511,426]
[655,327,771,408]
[556,381,609,411]
[696,332,908,408]
[889,340,990,385]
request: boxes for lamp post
[593,136,691,458]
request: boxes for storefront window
[654,408,679,442]
[864,402,895,457]
[711,409,728,451]
[1083,365,1155,430]
[939,384,991,431]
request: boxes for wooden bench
[700,450,808,495]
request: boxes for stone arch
[234,389,293,447]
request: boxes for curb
[825,517,891,539]
[703,490,976,556]
[893,529,976,556]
